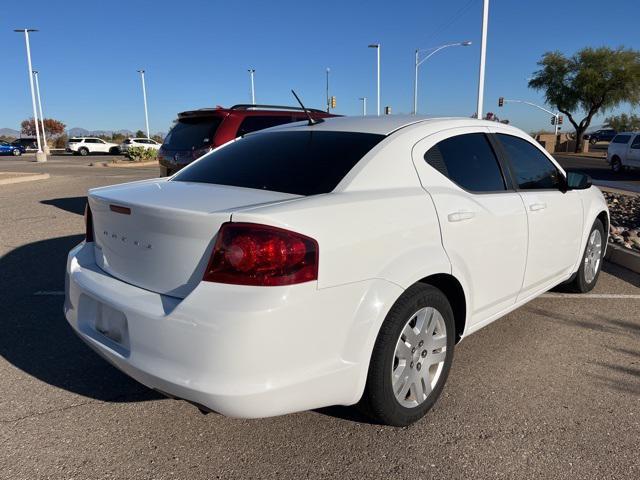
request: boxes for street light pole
[413,41,472,114]
[359,97,367,116]
[368,44,380,116]
[14,28,45,161]
[32,70,48,154]
[476,0,489,119]
[137,70,150,138]
[248,69,256,104]
[326,67,330,113]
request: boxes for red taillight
[204,223,318,286]
[84,203,94,242]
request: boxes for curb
[89,160,159,168]
[597,185,640,197]
[0,172,50,185]
[553,152,606,159]
[605,243,640,275]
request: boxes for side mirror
[566,171,592,190]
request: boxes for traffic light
[558,115,563,125]
[551,116,556,125]
[498,97,504,107]
[330,96,336,109]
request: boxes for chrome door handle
[447,211,476,222]
[529,203,547,211]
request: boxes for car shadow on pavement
[41,196,87,216]
[313,405,380,425]
[0,234,162,403]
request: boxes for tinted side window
[424,133,506,192]
[236,116,294,136]
[497,134,562,190]
[631,135,640,149]
[612,135,631,144]
[172,131,385,196]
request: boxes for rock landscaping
[603,191,640,252]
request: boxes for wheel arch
[418,273,467,343]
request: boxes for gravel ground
[604,191,640,252]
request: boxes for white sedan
[119,137,162,153]
[65,116,608,426]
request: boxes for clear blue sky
[2,0,638,135]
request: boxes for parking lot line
[540,293,640,299]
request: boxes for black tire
[78,147,89,156]
[12,149,21,156]
[568,219,605,293]
[611,156,622,173]
[109,147,120,154]
[589,137,597,145]
[360,284,455,427]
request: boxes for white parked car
[119,137,161,153]
[67,137,121,156]
[65,116,608,426]
[606,132,640,172]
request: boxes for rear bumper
[65,242,402,418]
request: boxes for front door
[492,132,583,298]
[628,134,640,167]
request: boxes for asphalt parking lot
[1,157,639,479]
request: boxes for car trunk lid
[88,179,300,298]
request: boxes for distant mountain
[0,128,20,137]
[1,126,164,139]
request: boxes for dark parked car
[158,104,336,177]
[0,141,25,156]
[11,137,38,151]
[584,129,617,144]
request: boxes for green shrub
[126,146,158,162]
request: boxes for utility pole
[137,70,150,138]
[248,69,256,104]
[476,0,489,119]
[14,28,45,161]
[368,44,381,116]
[33,70,48,154]
[326,68,330,113]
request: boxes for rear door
[493,132,583,298]
[412,128,528,326]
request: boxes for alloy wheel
[392,307,447,408]
[584,229,602,284]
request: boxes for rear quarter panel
[231,188,450,289]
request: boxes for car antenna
[291,89,323,126]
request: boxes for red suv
[158,104,335,176]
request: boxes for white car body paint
[607,132,640,170]
[65,116,609,418]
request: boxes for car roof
[260,115,516,136]
[177,105,333,119]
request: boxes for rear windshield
[163,117,222,150]
[68,138,82,143]
[172,131,385,195]
[612,134,631,144]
